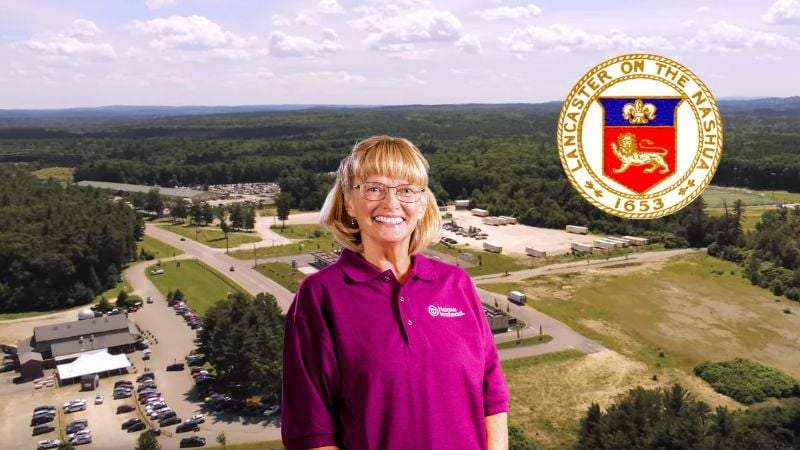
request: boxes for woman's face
[345,174,425,253]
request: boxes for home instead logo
[427,305,465,318]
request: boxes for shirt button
[400,296,405,302]
[407,319,412,326]
[383,276,390,282]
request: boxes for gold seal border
[557,53,724,219]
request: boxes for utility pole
[253,243,257,268]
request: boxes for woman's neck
[361,244,412,282]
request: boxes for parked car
[156,410,177,421]
[180,237,186,241]
[114,380,133,388]
[121,418,143,430]
[127,421,146,432]
[66,419,88,434]
[31,414,55,426]
[262,404,280,417]
[159,416,181,427]
[146,296,154,303]
[167,362,185,371]
[32,424,55,436]
[144,428,161,437]
[94,394,104,405]
[150,408,172,420]
[116,404,136,414]
[33,405,56,413]
[64,401,87,413]
[143,349,151,360]
[191,370,209,378]
[137,372,155,382]
[229,266,235,272]
[176,420,200,433]
[179,436,206,448]
[36,439,60,450]
[114,390,132,399]
[70,434,92,445]
[32,409,56,419]
[188,414,205,424]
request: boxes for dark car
[116,404,136,414]
[121,418,143,430]
[138,387,159,396]
[137,382,157,391]
[159,416,181,427]
[127,421,146,433]
[180,237,186,241]
[114,380,133,388]
[32,424,55,436]
[66,419,88,434]
[31,414,55,426]
[175,420,200,433]
[33,405,56,413]
[166,362,185,371]
[179,436,206,448]
[114,390,132,399]
[136,372,155,382]
[144,428,161,437]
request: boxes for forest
[0,167,143,312]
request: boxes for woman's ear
[343,187,355,217]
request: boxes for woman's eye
[367,186,382,193]
[400,188,415,195]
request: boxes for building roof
[57,350,131,381]
[75,180,208,200]
[50,330,139,358]
[34,315,131,343]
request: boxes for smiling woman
[281,135,510,450]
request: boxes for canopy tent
[56,349,131,382]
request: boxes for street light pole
[771,172,777,199]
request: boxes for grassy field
[137,235,184,259]
[701,185,800,208]
[31,166,74,185]
[230,224,337,260]
[254,262,306,293]
[480,253,800,449]
[706,206,771,232]
[429,243,527,276]
[146,259,247,315]
[93,276,132,302]
[158,223,261,249]
[206,440,284,450]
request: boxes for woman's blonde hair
[320,135,442,255]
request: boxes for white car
[262,405,280,416]
[188,413,205,424]
[68,429,92,441]
[62,399,84,408]
[145,397,165,405]
[94,394,104,405]
[64,400,87,413]
[36,439,60,450]
[71,435,92,445]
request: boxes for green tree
[276,192,294,230]
[144,187,163,217]
[201,202,214,225]
[220,220,230,253]
[509,423,538,450]
[58,441,76,450]
[190,201,203,225]
[116,290,129,307]
[96,296,112,312]
[230,204,243,230]
[172,197,189,222]
[216,432,227,450]
[243,207,256,231]
[135,430,162,450]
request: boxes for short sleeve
[465,274,510,416]
[281,283,342,450]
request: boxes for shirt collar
[337,248,437,283]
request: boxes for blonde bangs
[347,137,429,188]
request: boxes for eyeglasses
[353,182,425,203]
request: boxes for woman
[282,135,509,450]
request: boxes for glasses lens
[362,182,385,201]
[360,183,422,202]
[396,185,420,202]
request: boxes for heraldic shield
[598,97,682,194]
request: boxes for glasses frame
[352,182,426,203]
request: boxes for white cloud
[272,15,292,27]
[318,0,345,15]
[145,0,180,9]
[475,4,541,21]
[267,30,341,57]
[15,19,116,60]
[499,25,674,53]
[455,34,482,54]
[130,15,252,50]
[284,71,367,84]
[685,21,798,52]
[348,7,463,50]
[295,12,317,26]
[696,6,710,14]
[763,0,800,24]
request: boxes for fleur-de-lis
[622,99,657,125]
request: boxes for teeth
[374,216,403,224]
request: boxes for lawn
[496,335,553,349]
[429,243,527,276]
[137,235,183,259]
[158,223,261,249]
[206,440,284,450]
[706,206,771,232]
[229,225,336,260]
[31,166,74,185]
[701,185,800,208]
[93,276,132,302]
[254,262,306,293]
[146,259,247,315]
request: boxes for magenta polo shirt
[282,248,510,450]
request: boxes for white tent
[56,349,131,381]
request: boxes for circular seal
[557,54,723,219]
[427,305,439,317]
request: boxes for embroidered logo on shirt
[427,305,465,318]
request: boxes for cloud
[475,4,541,21]
[267,29,342,57]
[129,15,252,50]
[272,15,292,27]
[499,25,674,53]
[348,7,463,51]
[685,21,798,52]
[15,19,116,60]
[145,0,180,9]
[284,70,367,84]
[455,34,482,54]
[295,12,317,26]
[318,0,345,15]
[696,6,710,14]
[762,0,800,24]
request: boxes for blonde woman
[282,135,509,450]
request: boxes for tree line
[0,166,143,312]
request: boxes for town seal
[557,54,723,219]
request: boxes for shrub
[694,359,799,404]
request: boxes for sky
[1,0,799,108]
